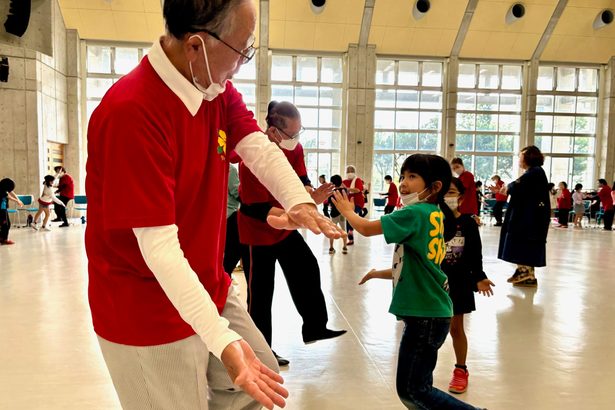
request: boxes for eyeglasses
[199,28,256,64]
[275,126,305,140]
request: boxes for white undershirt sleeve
[235,132,314,210]
[133,225,241,359]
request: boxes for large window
[455,63,522,184]
[372,59,443,192]
[86,44,257,122]
[86,45,150,122]
[232,57,257,114]
[270,54,344,184]
[534,66,598,187]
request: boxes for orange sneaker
[448,367,469,394]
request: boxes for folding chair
[71,195,87,223]
[373,198,386,215]
[16,195,38,227]
[482,198,496,223]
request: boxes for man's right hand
[221,339,288,409]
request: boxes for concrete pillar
[443,57,458,160]
[345,43,376,183]
[256,0,270,129]
[522,59,539,149]
[65,30,84,193]
[599,57,615,182]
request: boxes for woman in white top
[32,175,65,231]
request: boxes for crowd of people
[0,166,75,244]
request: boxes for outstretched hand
[359,269,377,285]
[331,190,355,215]
[221,339,289,409]
[477,279,495,297]
[267,203,346,239]
[310,183,335,205]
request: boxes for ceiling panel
[369,0,468,56]
[269,0,363,51]
[542,2,615,63]
[460,0,557,60]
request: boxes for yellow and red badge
[217,129,227,160]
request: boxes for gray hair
[163,0,249,39]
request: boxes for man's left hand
[267,203,346,239]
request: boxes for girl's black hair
[574,183,583,191]
[400,154,456,241]
[559,181,568,189]
[43,175,55,187]
[0,178,15,193]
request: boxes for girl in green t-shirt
[333,154,484,410]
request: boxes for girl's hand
[358,269,376,285]
[331,190,355,215]
[477,279,495,296]
[17,200,24,207]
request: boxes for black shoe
[59,223,70,227]
[273,351,289,367]
[303,328,347,344]
[51,218,62,222]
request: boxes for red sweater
[386,182,399,206]
[57,174,75,199]
[598,185,614,210]
[458,171,478,215]
[557,188,571,210]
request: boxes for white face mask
[188,35,226,101]
[400,188,429,206]
[346,172,356,180]
[444,197,459,211]
[278,136,299,151]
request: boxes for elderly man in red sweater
[451,158,479,218]
[53,166,74,227]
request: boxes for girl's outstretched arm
[332,191,383,237]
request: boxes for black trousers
[493,201,505,224]
[223,211,249,276]
[384,205,395,215]
[346,205,362,240]
[245,230,329,346]
[603,209,614,230]
[54,195,71,223]
[558,208,570,226]
[0,210,10,242]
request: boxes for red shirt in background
[598,185,614,210]
[85,56,261,346]
[458,171,478,215]
[343,177,365,208]
[238,143,308,246]
[57,174,75,199]
[387,182,399,206]
[494,180,507,202]
[557,188,572,210]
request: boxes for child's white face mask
[444,197,459,211]
[400,188,429,206]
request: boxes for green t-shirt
[380,202,453,318]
